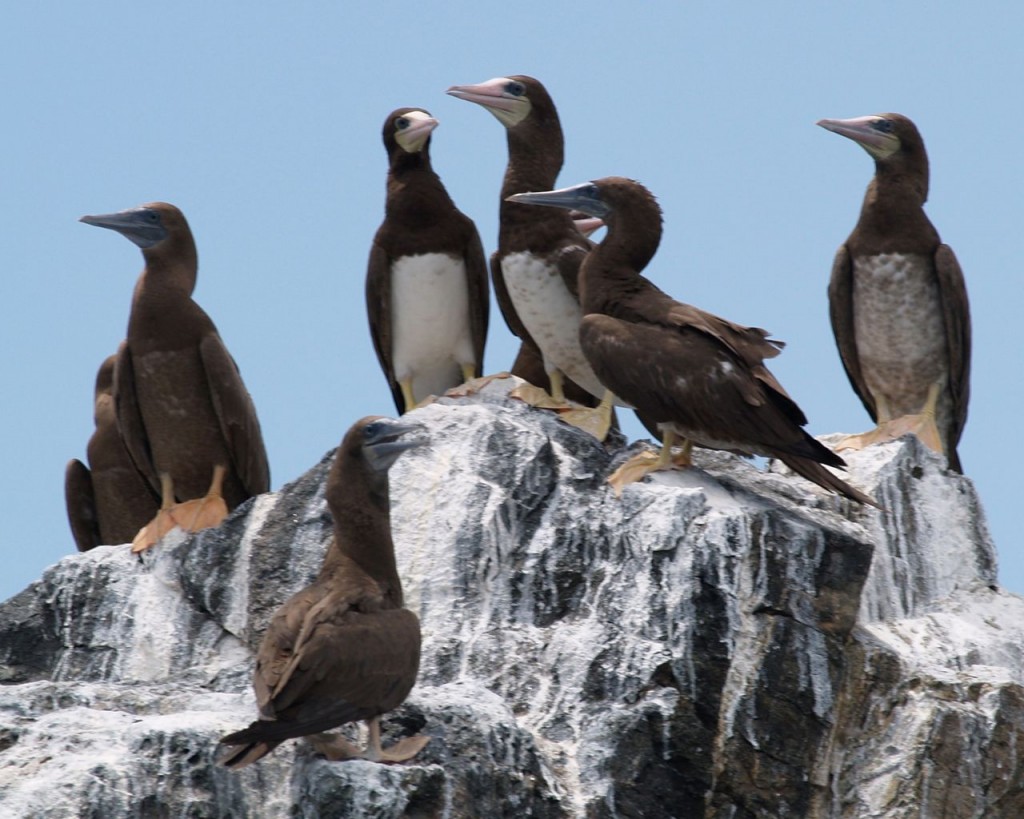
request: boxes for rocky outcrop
[0,379,1018,818]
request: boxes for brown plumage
[510,178,877,506]
[64,350,160,551]
[366,108,489,413]
[218,416,427,768]
[819,113,970,472]
[80,202,269,549]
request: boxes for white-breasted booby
[367,108,489,413]
[80,202,270,551]
[218,416,428,768]
[818,113,970,472]
[446,75,614,435]
[510,178,877,506]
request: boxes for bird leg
[836,383,944,456]
[307,717,430,764]
[560,389,617,442]
[130,472,181,552]
[607,431,693,496]
[399,379,417,414]
[169,464,230,533]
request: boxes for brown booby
[367,108,489,413]
[818,114,970,472]
[510,178,877,506]
[80,202,270,551]
[446,75,613,433]
[218,416,428,768]
[64,350,160,551]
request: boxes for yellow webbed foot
[307,732,364,761]
[375,734,431,763]
[607,435,692,497]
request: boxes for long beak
[507,182,610,219]
[80,208,166,249]
[364,419,427,472]
[816,116,898,156]
[446,81,520,113]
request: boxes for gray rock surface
[0,378,1019,818]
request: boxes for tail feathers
[776,453,881,509]
[217,738,280,769]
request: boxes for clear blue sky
[1,5,1019,601]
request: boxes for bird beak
[396,111,439,154]
[507,182,611,219]
[364,419,427,472]
[80,208,167,249]
[816,116,900,160]
[446,78,530,127]
[571,214,605,238]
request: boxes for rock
[0,378,1019,818]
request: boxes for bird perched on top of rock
[80,202,270,551]
[366,107,489,413]
[510,177,877,507]
[818,113,970,472]
[218,416,428,768]
[447,75,614,437]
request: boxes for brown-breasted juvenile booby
[446,75,612,433]
[65,350,160,551]
[218,416,428,768]
[818,114,970,472]
[367,108,489,413]
[510,178,877,506]
[80,202,270,551]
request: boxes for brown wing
[365,241,405,413]
[828,244,877,422]
[463,224,490,378]
[580,315,838,465]
[112,341,159,494]
[248,584,419,740]
[934,243,971,469]
[64,459,99,552]
[199,334,270,497]
[616,279,784,368]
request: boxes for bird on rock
[447,75,614,438]
[80,202,270,551]
[510,177,877,506]
[64,349,160,551]
[366,107,489,413]
[218,416,428,768]
[818,113,970,472]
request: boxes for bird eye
[145,211,159,222]
[364,421,382,439]
[505,81,526,97]
[873,119,894,133]
[396,117,410,130]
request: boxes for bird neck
[386,157,454,229]
[579,219,661,315]
[327,480,404,607]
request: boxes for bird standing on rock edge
[80,202,270,551]
[818,113,970,472]
[510,177,877,507]
[366,107,489,414]
[218,416,428,769]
